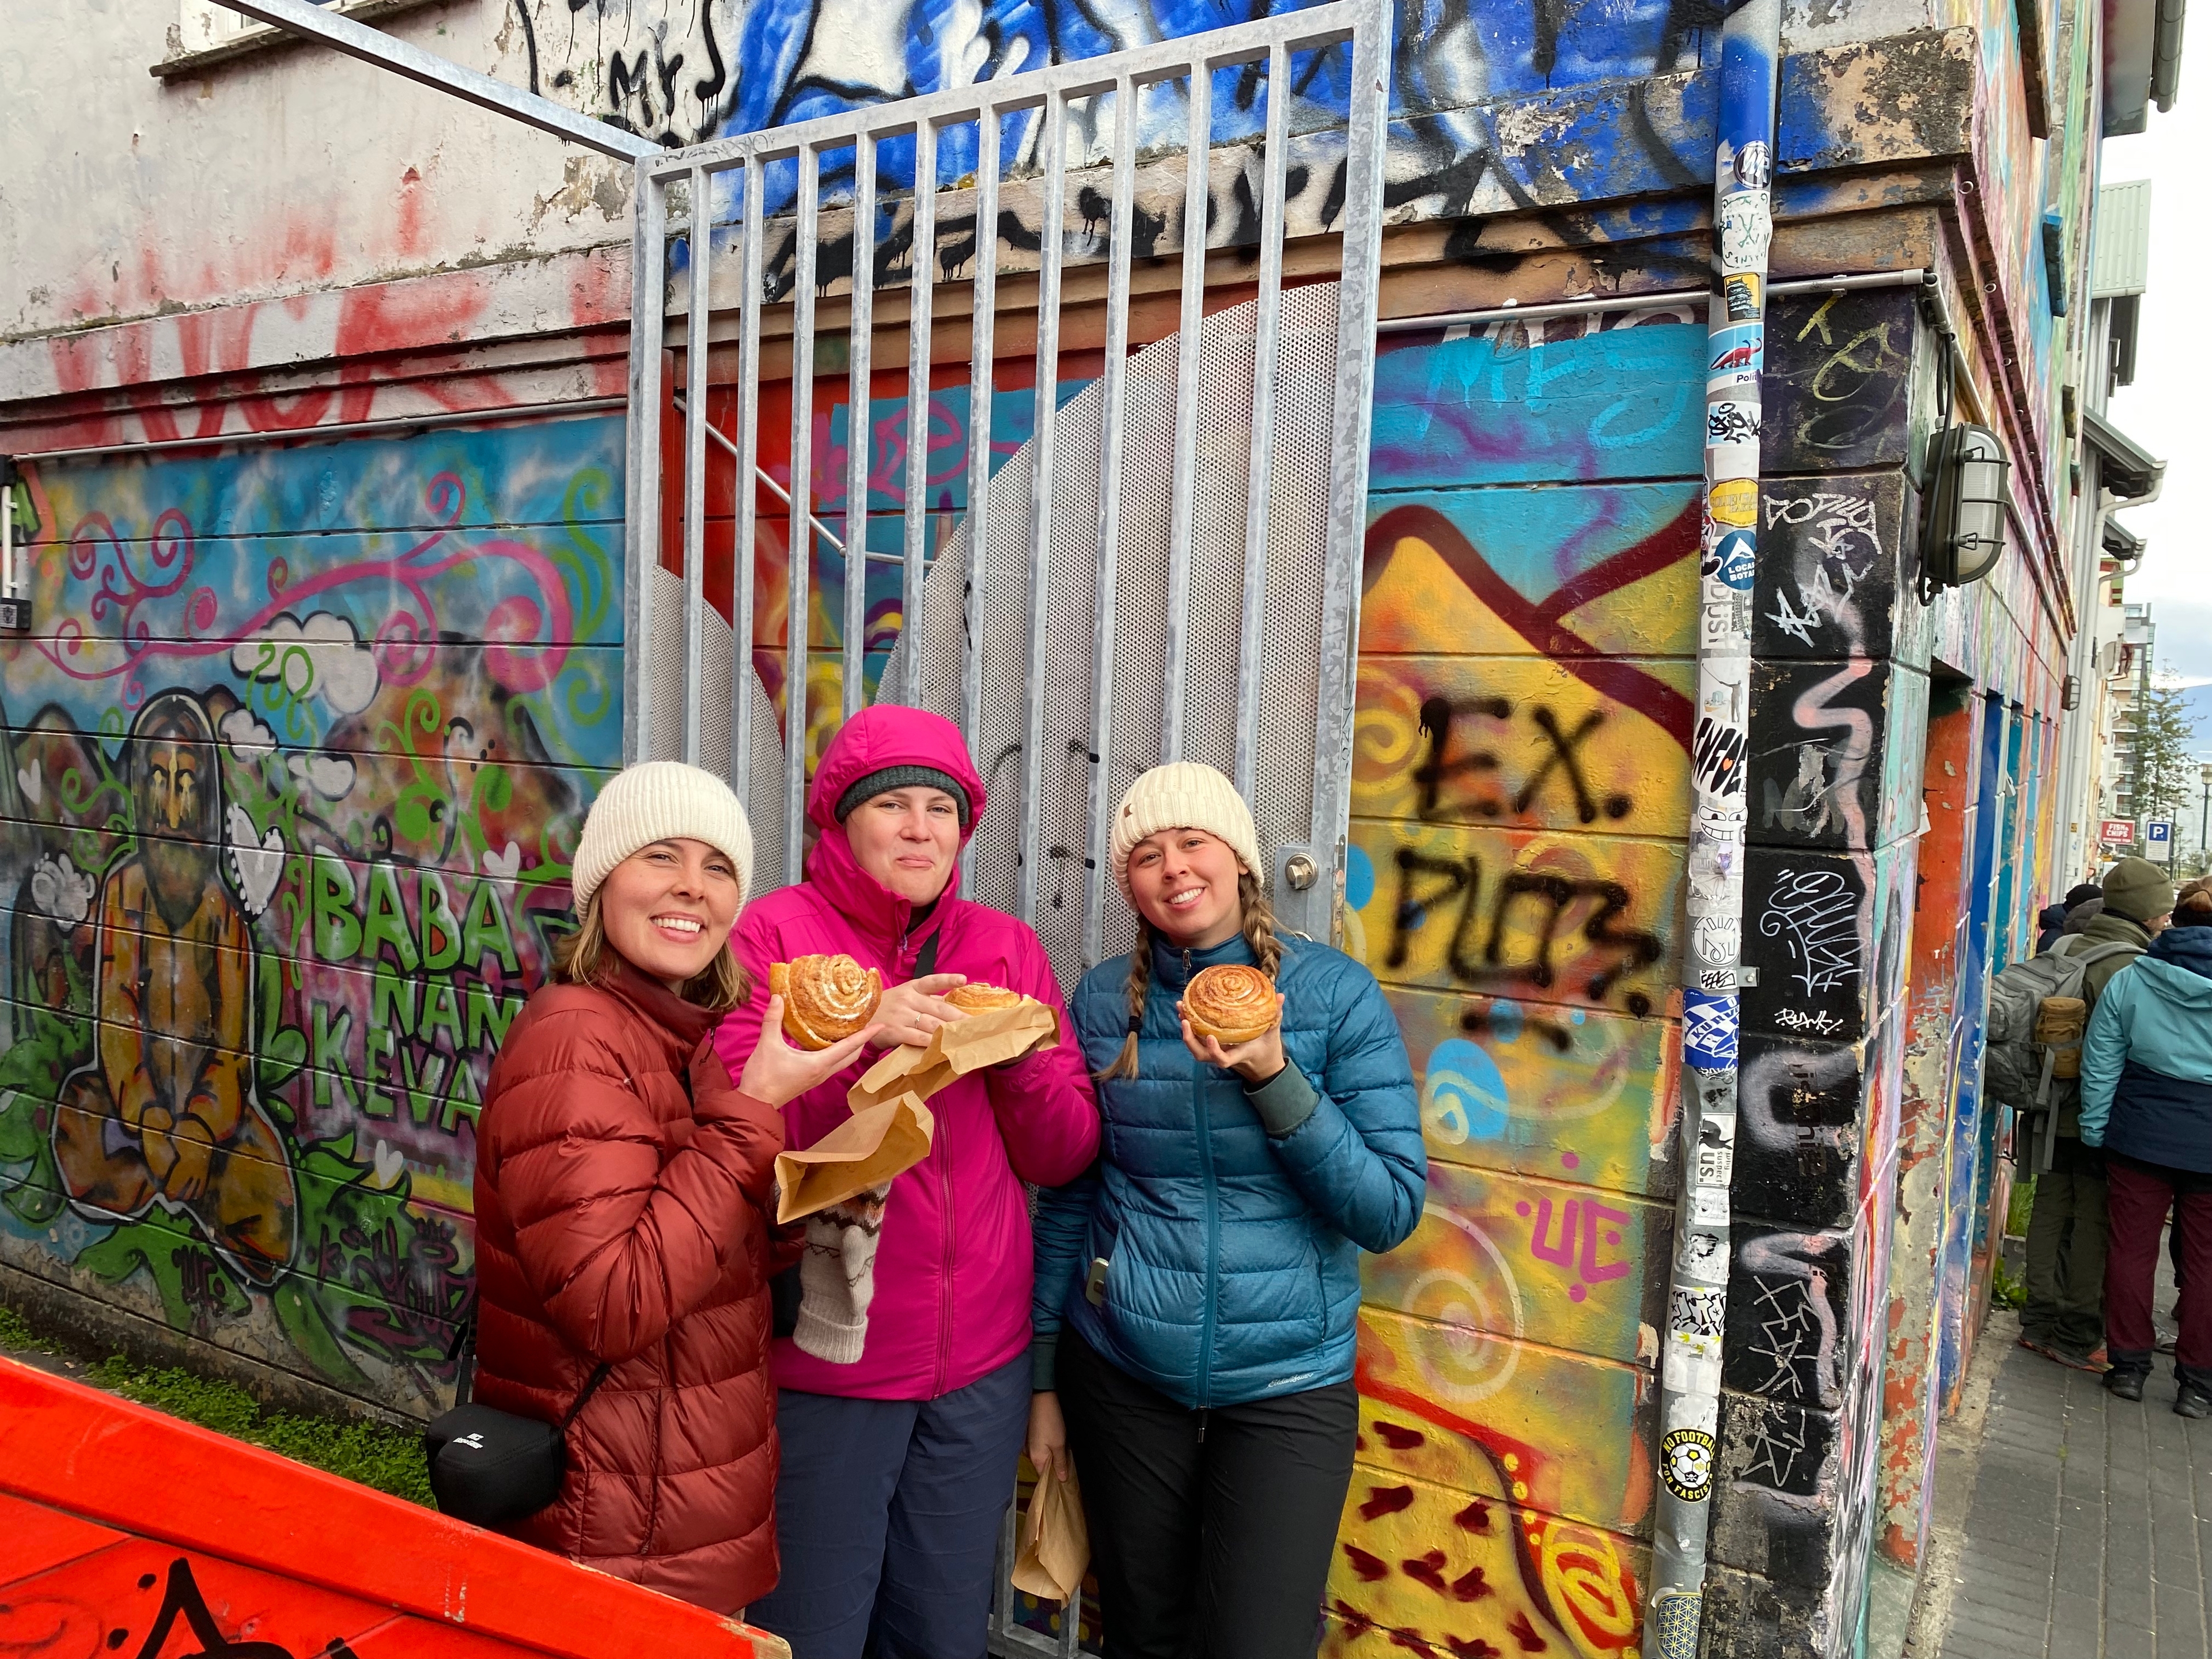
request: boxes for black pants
[1056,1331,1357,1659]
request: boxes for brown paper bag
[847,1000,1063,1113]
[774,1093,935,1225]
[1010,1464,1089,1603]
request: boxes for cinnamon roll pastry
[945,981,1025,1014]
[769,954,884,1050]
[1179,964,1282,1047]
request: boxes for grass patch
[2006,1174,2037,1239]
[78,1354,434,1507]
[0,1303,43,1351]
[1990,1255,2029,1312]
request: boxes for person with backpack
[2081,886,2212,1414]
[2009,857,2175,1369]
[2038,883,2103,952]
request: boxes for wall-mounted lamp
[2063,674,2082,711]
[1920,423,2010,589]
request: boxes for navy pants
[751,1353,1029,1659]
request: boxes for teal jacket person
[1031,778,1425,1409]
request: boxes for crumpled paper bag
[774,1092,934,1225]
[1010,1464,1089,1603]
[846,998,1063,1114]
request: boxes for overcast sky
[2099,44,2206,699]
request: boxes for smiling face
[845,786,964,906]
[596,838,741,991]
[1126,827,1246,950]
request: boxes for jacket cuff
[1247,1063,1319,1138]
[1032,1332,1059,1392]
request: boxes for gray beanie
[834,765,974,828]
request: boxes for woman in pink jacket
[715,705,1099,1658]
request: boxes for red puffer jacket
[472,964,784,1613]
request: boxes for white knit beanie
[571,761,755,915]
[1109,762,1265,895]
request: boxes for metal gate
[624,0,1391,968]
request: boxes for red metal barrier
[0,1357,788,1659]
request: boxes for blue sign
[2149,821,2173,846]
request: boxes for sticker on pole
[1682,989,1738,1071]
[1661,1426,1716,1502]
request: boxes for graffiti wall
[0,416,622,1414]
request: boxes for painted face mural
[0,416,621,1410]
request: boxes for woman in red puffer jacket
[472,762,876,1613]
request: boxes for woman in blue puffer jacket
[1027,763,1425,1659]
[2082,884,2212,1415]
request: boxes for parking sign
[2149,821,2173,847]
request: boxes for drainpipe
[1646,0,1781,1653]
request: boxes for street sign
[2147,821,2173,846]
[2101,819,2137,844]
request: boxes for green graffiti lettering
[363,1025,396,1119]
[419,872,464,973]
[442,1063,483,1136]
[372,966,418,1041]
[312,1003,357,1111]
[465,983,524,1050]
[312,855,362,963]
[398,1045,448,1128]
[419,981,464,1051]
[363,864,420,972]
[461,880,522,976]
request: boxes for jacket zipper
[910,922,957,1399]
[1188,948,1219,1411]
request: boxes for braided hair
[1097,872,1283,1082]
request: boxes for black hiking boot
[2176,1384,2212,1419]
[2108,1369,2147,1402]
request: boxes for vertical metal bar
[900,118,938,708]
[683,165,713,768]
[785,143,821,886]
[1160,57,1211,762]
[1233,41,1290,801]
[960,109,1002,899]
[1017,90,1067,927]
[1084,75,1138,969]
[623,163,668,766]
[732,153,767,798]
[1304,0,1389,943]
[844,131,877,720]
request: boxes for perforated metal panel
[627,1,1389,987]
[884,286,1340,988]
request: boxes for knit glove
[793,1183,891,1365]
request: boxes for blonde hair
[552,893,750,1015]
[1097,872,1282,1083]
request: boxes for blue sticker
[1682,989,1740,1072]
[1705,324,1762,378]
[1707,528,1756,590]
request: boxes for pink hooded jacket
[713,706,1101,1400]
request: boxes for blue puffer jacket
[1032,931,1426,1410]
[2081,924,2212,1173]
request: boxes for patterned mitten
[793,1183,891,1365]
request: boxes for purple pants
[2104,1154,2212,1383]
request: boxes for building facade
[0,0,2184,1653]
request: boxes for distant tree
[2133,673,2203,849]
